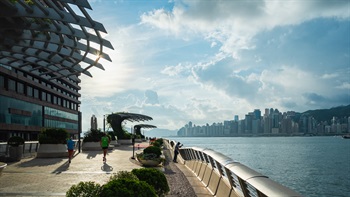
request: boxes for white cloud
[79,0,349,132]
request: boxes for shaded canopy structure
[0,0,113,142]
[106,112,153,139]
[0,0,113,82]
[134,124,157,138]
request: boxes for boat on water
[342,135,350,139]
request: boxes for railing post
[35,143,39,152]
[29,143,32,153]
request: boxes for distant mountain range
[145,128,178,138]
[300,104,350,123]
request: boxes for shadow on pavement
[18,157,64,167]
[86,151,98,159]
[52,161,70,174]
[101,163,113,172]
[51,152,80,173]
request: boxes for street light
[131,126,135,159]
[103,115,105,132]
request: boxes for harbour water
[167,136,350,197]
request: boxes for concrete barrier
[198,162,207,181]
[0,162,6,176]
[216,176,233,197]
[37,144,68,158]
[207,169,221,195]
[202,164,213,187]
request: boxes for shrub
[7,136,25,147]
[151,141,161,147]
[143,145,161,158]
[132,168,170,197]
[83,129,104,142]
[155,138,164,146]
[123,132,132,139]
[66,181,101,197]
[107,131,116,140]
[109,171,138,182]
[100,179,157,197]
[39,128,68,144]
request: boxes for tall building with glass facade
[0,0,113,141]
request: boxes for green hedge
[143,145,161,158]
[83,129,104,142]
[100,179,156,197]
[39,128,68,144]
[7,136,25,147]
[132,168,169,197]
[66,182,101,197]
[67,169,169,197]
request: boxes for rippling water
[168,136,350,197]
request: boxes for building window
[17,82,24,94]
[27,86,33,97]
[53,96,57,104]
[8,79,15,91]
[41,91,46,101]
[17,70,23,76]
[0,95,42,127]
[33,88,39,99]
[47,93,51,103]
[0,75,4,89]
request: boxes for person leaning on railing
[173,142,183,163]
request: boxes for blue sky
[78,0,350,133]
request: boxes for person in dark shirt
[173,142,183,162]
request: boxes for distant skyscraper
[253,109,261,119]
[91,115,97,130]
[264,108,269,117]
[234,115,239,121]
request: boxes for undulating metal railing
[165,139,301,197]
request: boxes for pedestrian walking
[100,133,110,162]
[67,136,75,163]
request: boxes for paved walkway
[0,142,212,197]
[0,143,145,196]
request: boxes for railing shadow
[18,157,65,167]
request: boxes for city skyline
[79,1,349,132]
[178,106,350,137]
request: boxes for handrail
[0,140,79,161]
[164,139,301,197]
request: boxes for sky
[77,0,350,134]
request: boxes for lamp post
[131,126,135,159]
[103,115,105,133]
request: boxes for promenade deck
[0,142,212,197]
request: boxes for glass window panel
[17,82,24,94]
[41,91,46,101]
[0,75,4,88]
[0,95,42,126]
[8,79,15,91]
[47,93,51,102]
[33,89,39,99]
[27,86,33,97]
